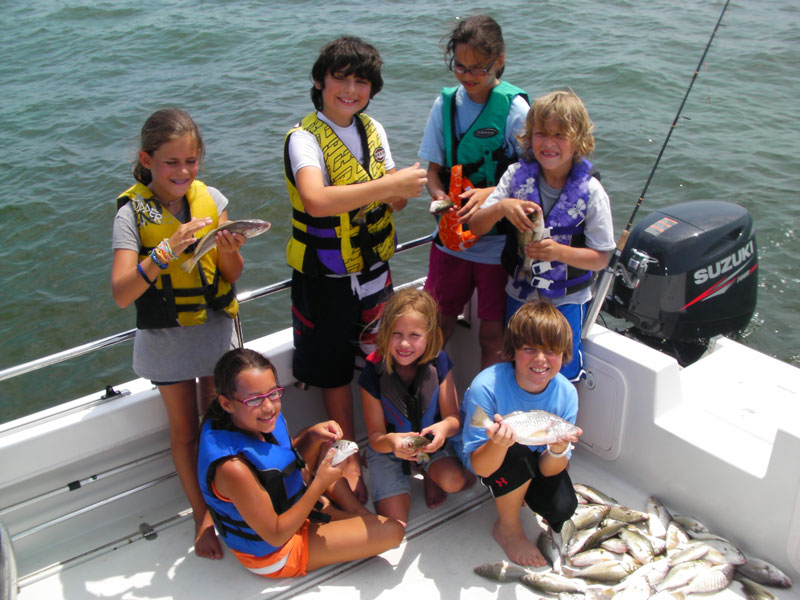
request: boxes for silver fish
[735,574,780,600]
[562,560,639,584]
[645,496,672,540]
[473,560,533,582]
[569,547,623,567]
[429,198,456,215]
[656,559,711,592]
[600,538,628,554]
[537,528,564,573]
[559,517,577,554]
[736,556,792,588]
[573,483,620,507]
[672,514,710,535]
[181,219,271,272]
[573,504,611,530]
[521,571,588,594]
[607,506,650,525]
[517,210,545,278]
[572,520,627,556]
[616,557,671,591]
[330,439,359,466]
[667,540,710,565]
[701,537,746,565]
[619,526,655,565]
[471,405,580,446]
[665,520,690,551]
[675,562,734,595]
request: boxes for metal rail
[0,233,435,383]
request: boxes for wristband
[546,442,573,458]
[149,247,169,269]
[136,263,156,285]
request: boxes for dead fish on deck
[181,219,271,272]
[402,434,431,464]
[736,556,792,588]
[517,210,545,278]
[735,574,780,600]
[473,560,533,582]
[329,440,359,466]
[672,514,710,535]
[645,496,673,539]
[429,198,456,215]
[520,570,588,594]
[537,527,564,573]
[701,537,747,565]
[471,405,580,446]
[572,504,610,530]
[573,483,620,507]
[671,562,735,597]
[665,520,690,551]
[562,560,639,584]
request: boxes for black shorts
[291,264,393,388]
[479,443,577,532]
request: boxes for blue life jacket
[197,415,306,557]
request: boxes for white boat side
[1,289,798,599]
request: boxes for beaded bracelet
[149,247,169,269]
[158,238,178,260]
[136,263,156,285]
[545,442,573,459]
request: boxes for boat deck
[4,312,800,599]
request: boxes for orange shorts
[231,520,310,578]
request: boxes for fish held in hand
[181,219,271,272]
[329,439,359,466]
[517,210,545,279]
[430,198,456,215]
[403,434,431,464]
[470,405,580,446]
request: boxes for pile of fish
[474,483,792,599]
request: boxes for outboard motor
[606,200,757,365]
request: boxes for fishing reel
[615,248,658,289]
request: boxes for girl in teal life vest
[359,289,474,524]
[418,15,530,371]
[111,109,248,559]
[198,348,403,578]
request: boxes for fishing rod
[582,0,730,339]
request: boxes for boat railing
[0,233,435,575]
[0,233,435,384]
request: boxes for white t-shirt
[287,111,395,183]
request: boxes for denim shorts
[365,441,457,503]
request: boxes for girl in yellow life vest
[111,108,248,561]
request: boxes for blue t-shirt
[453,362,578,472]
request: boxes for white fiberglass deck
[5,319,800,599]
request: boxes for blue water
[1,0,799,422]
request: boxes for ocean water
[1,0,798,422]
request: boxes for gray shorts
[365,441,457,503]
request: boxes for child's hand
[456,187,492,223]
[314,447,345,488]
[215,230,246,254]
[390,162,428,199]
[486,414,516,448]
[419,424,446,453]
[526,238,564,263]
[389,433,422,461]
[311,420,343,444]
[168,217,212,254]
[500,199,541,232]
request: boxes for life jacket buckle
[531,276,553,290]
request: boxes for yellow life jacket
[117,181,238,328]
[284,112,395,276]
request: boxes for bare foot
[423,472,447,509]
[194,513,223,559]
[492,519,546,567]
